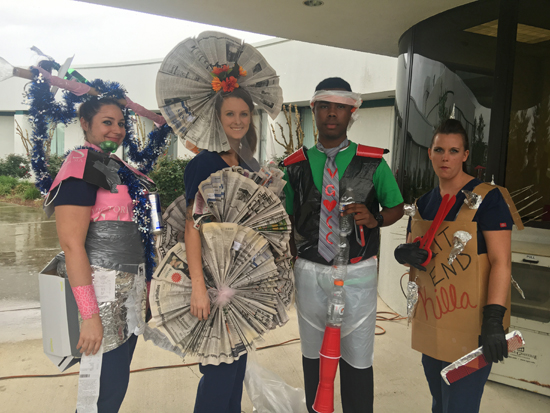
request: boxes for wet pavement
[0,202,60,342]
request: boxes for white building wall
[256,39,397,104]
[0,115,15,156]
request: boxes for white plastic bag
[244,359,308,413]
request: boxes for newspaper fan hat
[156,31,284,153]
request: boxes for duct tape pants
[294,257,378,412]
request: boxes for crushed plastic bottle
[333,235,350,280]
[339,187,355,236]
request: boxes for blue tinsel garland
[26,71,171,280]
[118,164,157,279]
[26,69,171,194]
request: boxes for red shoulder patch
[356,144,387,159]
[283,147,307,166]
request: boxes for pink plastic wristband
[72,285,100,320]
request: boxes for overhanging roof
[80,0,474,56]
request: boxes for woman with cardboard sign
[395,119,521,413]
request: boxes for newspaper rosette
[193,166,291,259]
[155,165,288,262]
[448,230,472,265]
[149,224,291,365]
[156,31,283,153]
[155,194,187,261]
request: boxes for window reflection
[399,54,492,202]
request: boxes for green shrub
[149,156,191,209]
[13,181,35,196]
[23,186,41,200]
[0,175,19,189]
[0,154,31,178]
[0,183,12,196]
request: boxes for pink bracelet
[72,285,100,320]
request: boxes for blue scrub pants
[422,354,492,413]
[79,334,138,413]
[193,354,248,413]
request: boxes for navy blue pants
[91,334,138,413]
[193,354,248,413]
[422,354,492,413]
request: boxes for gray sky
[0,0,273,66]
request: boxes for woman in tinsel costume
[27,64,170,412]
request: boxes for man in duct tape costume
[283,77,404,412]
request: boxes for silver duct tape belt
[85,221,145,274]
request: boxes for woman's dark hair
[431,119,470,172]
[78,98,125,140]
[215,88,257,154]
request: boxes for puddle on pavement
[0,203,60,303]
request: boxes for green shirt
[283,142,404,215]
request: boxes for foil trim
[407,280,419,326]
[448,231,472,265]
[462,190,483,209]
[511,275,526,299]
[404,204,416,217]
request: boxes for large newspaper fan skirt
[155,31,284,153]
[150,168,293,365]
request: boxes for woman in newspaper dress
[46,98,153,412]
[394,119,514,413]
[184,88,260,413]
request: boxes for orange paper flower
[211,77,222,92]
[239,66,247,76]
[212,65,229,75]
[222,76,239,92]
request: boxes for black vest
[286,148,382,265]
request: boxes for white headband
[310,90,363,128]
[310,90,362,108]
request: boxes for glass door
[505,0,550,228]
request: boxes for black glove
[481,304,508,363]
[394,241,429,271]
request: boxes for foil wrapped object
[462,190,483,209]
[57,262,147,353]
[440,330,525,385]
[448,231,472,265]
[404,204,416,217]
[511,275,526,299]
[407,281,419,325]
